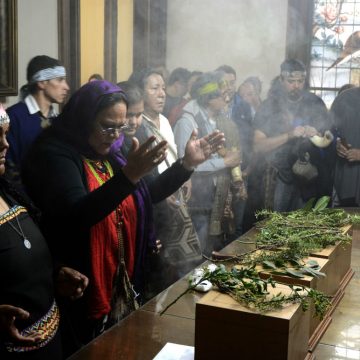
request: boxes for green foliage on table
[200,264,331,319]
[160,197,358,318]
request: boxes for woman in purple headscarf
[21,80,224,354]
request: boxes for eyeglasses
[98,123,130,137]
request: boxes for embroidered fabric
[5,301,60,352]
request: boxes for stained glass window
[310,0,360,107]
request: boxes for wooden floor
[68,226,360,360]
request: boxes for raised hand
[0,305,42,344]
[122,136,168,183]
[182,129,225,170]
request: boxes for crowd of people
[1,54,359,359]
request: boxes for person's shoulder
[304,91,325,104]
[300,90,327,108]
[175,111,196,128]
[257,97,274,110]
[253,98,273,118]
[182,99,199,113]
[6,101,29,117]
[332,87,360,107]
[173,111,196,137]
[30,131,77,159]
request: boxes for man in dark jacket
[253,59,334,211]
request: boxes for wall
[117,0,133,82]
[80,0,104,84]
[79,0,133,85]
[5,0,58,107]
[6,0,289,106]
[166,0,288,95]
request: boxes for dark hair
[88,73,104,82]
[280,59,306,74]
[117,81,143,106]
[128,68,164,90]
[167,67,191,86]
[242,76,262,94]
[190,71,203,78]
[216,65,236,78]
[27,55,62,94]
[95,92,128,119]
[338,83,356,95]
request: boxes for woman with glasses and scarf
[21,80,224,355]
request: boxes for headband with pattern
[29,66,66,84]
[281,70,306,79]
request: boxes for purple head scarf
[52,80,127,157]
[61,80,124,124]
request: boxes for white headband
[281,70,306,79]
[30,66,66,84]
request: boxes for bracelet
[179,157,195,172]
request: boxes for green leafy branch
[241,197,357,271]
[159,264,331,319]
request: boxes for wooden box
[256,255,332,345]
[195,285,310,360]
[310,241,353,296]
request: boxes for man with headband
[252,59,334,212]
[5,55,69,186]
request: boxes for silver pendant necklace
[6,215,31,249]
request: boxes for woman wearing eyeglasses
[21,80,224,356]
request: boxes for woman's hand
[182,129,225,169]
[122,136,168,183]
[56,267,89,300]
[0,305,42,344]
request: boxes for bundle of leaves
[209,196,360,282]
[255,196,360,260]
[207,265,330,318]
[160,264,331,319]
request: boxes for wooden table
[69,226,360,360]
